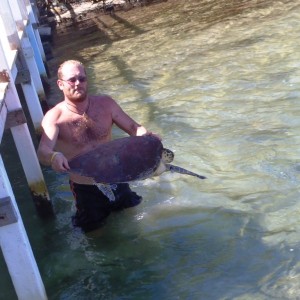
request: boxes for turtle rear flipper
[167,164,206,180]
[95,183,116,201]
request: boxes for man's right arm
[37,110,70,171]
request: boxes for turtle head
[162,148,174,163]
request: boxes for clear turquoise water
[1,0,300,299]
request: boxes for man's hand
[136,126,162,141]
[51,152,70,172]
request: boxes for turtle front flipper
[167,164,206,180]
[95,183,116,201]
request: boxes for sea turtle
[68,135,206,201]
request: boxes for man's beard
[69,88,87,102]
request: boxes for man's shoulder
[90,94,116,106]
[43,102,64,120]
[91,94,113,101]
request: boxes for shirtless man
[37,60,157,232]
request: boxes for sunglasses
[60,76,87,84]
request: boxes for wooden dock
[0,0,54,298]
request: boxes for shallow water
[2,0,300,299]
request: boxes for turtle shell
[68,135,163,183]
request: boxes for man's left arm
[111,98,161,139]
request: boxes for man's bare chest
[58,114,111,146]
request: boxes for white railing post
[0,0,55,298]
[16,38,47,134]
[0,155,48,300]
[0,8,53,217]
[21,35,47,103]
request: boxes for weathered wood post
[4,0,47,103]
[0,0,54,217]
[0,157,48,300]
[2,0,48,133]
[0,0,58,298]
[18,37,46,135]
[25,0,48,71]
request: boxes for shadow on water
[64,1,77,22]
[52,8,148,57]
[108,54,157,123]
[111,13,147,35]
[92,16,123,41]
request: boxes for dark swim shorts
[70,181,142,232]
